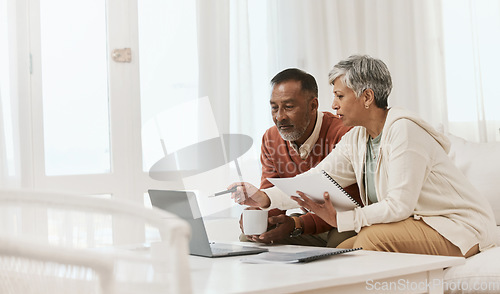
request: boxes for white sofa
[442,133,500,294]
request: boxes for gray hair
[328,55,392,108]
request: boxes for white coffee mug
[242,209,268,235]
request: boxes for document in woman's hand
[268,170,361,211]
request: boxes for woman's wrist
[259,191,271,208]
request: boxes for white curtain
[228,0,447,147]
[265,0,447,127]
[196,0,231,135]
[222,0,450,185]
[227,0,499,144]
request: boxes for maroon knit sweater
[260,112,361,234]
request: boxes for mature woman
[230,55,497,257]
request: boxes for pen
[209,186,238,197]
[209,159,245,198]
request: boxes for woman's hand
[228,182,271,208]
[291,191,338,227]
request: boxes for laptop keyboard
[210,246,234,255]
[210,243,256,254]
[210,243,238,253]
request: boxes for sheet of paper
[240,248,361,264]
[268,172,359,211]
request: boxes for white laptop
[148,189,268,258]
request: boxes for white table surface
[189,243,465,294]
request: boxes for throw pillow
[447,133,500,225]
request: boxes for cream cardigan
[264,107,497,254]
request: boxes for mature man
[240,68,360,247]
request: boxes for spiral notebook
[240,247,362,264]
[267,170,361,211]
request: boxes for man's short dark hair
[270,68,318,99]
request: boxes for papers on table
[240,247,362,264]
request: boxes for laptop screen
[148,189,213,256]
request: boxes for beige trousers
[337,217,479,258]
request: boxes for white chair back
[0,189,192,294]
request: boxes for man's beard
[277,114,311,142]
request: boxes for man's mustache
[276,120,293,128]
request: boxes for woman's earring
[365,104,369,109]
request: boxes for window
[442,0,500,142]
[3,0,254,220]
[0,0,17,180]
[40,0,110,175]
